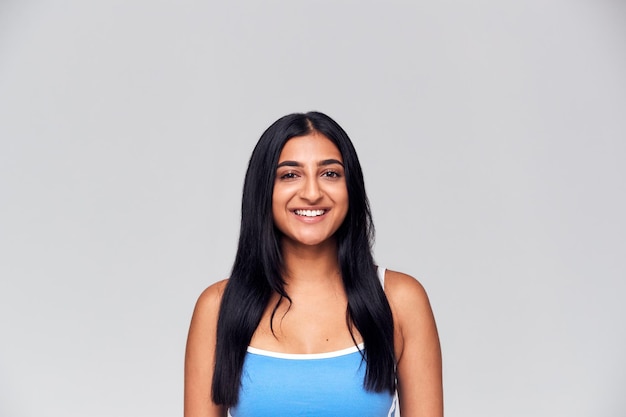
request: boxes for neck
[280,238,341,288]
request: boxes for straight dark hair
[211,112,396,406]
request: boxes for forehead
[278,132,342,161]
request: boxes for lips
[293,209,327,217]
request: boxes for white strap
[377,266,386,289]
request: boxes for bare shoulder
[383,269,431,311]
[186,278,228,349]
[384,270,443,416]
[193,279,228,316]
[184,279,229,417]
[383,269,439,356]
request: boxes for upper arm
[385,270,443,417]
[184,280,228,417]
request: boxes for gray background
[1,1,625,416]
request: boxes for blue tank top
[229,344,397,417]
[229,268,397,417]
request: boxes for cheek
[335,188,349,219]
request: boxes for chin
[284,234,337,248]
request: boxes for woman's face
[272,132,349,248]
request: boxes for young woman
[185,112,442,417]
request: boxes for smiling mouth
[293,209,327,217]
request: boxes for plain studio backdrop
[1,1,625,416]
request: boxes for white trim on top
[247,343,365,360]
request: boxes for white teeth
[294,209,325,217]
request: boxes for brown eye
[322,170,341,178]
[280,172,298,180]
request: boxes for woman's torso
[229,267,397,417]
[228,343,397,417]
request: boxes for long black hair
[211,112,396,406]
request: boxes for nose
[299,175,323,203]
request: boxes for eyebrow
[276,159,344,168]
